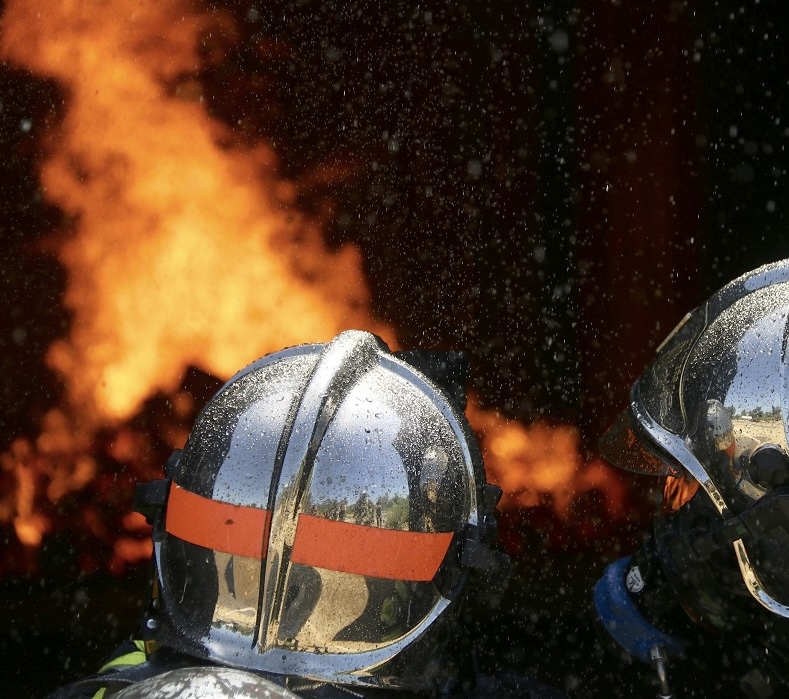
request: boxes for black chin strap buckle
[133,449,181,536]
[133,479,171,527]
[459,483,511,588]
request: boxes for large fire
[0,0,627,575]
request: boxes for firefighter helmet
[599,259,789,648]
[112,667,301,699]
[135,330,506,693]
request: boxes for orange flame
[1,0,387,425]
[0,0,628,572]
[468,400,627,519]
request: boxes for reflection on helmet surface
[678,289,789,509]
[274,564,440,653]
[176,354,320,504]
[215,552,262,634]
[660,472,700,515]
[112,666,302,699]
[303,367,469,534]
[149,331,491,690]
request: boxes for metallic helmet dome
[113,667,302,699]
[136,330,505,692]
[600,259,789,629]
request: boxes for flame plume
[468,402,626,518]
[0,0,627,574]
[1,0,380,423]
[0,0,382,572]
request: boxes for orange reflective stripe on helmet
[166,483,453,581]
[290,513,453,581]
[165,482,272,559]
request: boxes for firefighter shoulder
[48,330,561,698]
[594,259,789,698]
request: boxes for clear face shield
[600,281,789,620]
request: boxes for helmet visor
[600,307,708,477]
[599,408,683,477]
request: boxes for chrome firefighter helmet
[599,259,789,645]
[112,667,301,699]
[135,330,506,693]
